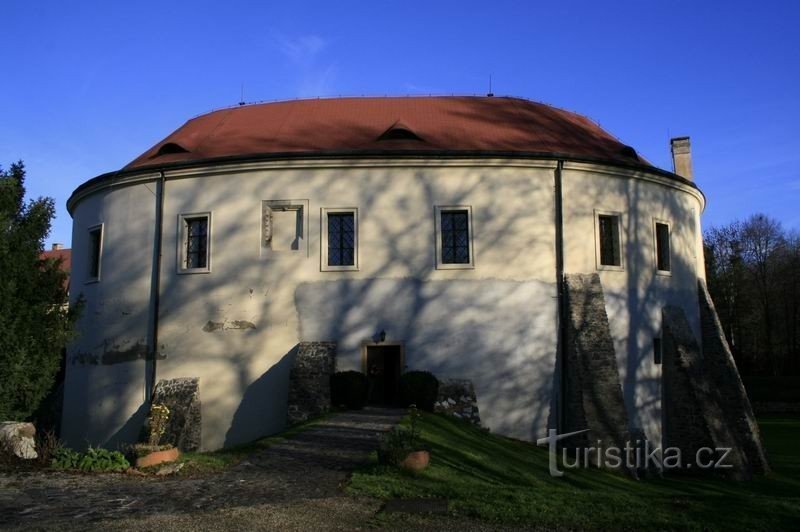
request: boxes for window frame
[320,207,359,272]
[434,205,475,270]
[653,219,672,276]
[262,199,309,256]
[594,210,624,271]
[177,212,212,274]
[86,223,104,283]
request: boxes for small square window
[178,213,211,273]
[655,221,671,273]
[321,208,358,271]
[435,206,474,269]
[87,224,103,282]
[595,212,623,270]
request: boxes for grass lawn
[347,413,800,530]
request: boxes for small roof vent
[619,145,638,160]
[378,121,424,142]
[152,142,189,158]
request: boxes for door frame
[360,342,405,375]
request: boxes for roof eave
[67,150,705,214]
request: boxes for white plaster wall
[63,158,705,451]
[153,163,559,449]
[62,183,157,449]
[561,163,705,445]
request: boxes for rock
[287,342,337,425]
[434,379,482,425]
[0,422,38,460]
[155,462,185,476]
[151,378,201,452]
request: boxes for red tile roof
[40,248,71,293]
[125,96,650,169]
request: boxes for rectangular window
[597,213,622,268]
[328,213,355,266]
[435,205,474,269]
[441,210,470,264]
[87,224,103,282]
[178,213,211,273]
[321,208,358,271]
[655,222,671,273]
[653,337,662,365]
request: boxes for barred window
[440,210,470,264]
[598,214,621,267]
[435,206,474,269]
[327,212,355,266]
[179,213,211,273]
[185,217,208,269]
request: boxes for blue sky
[2,0,798,247]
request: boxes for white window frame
[594,209,624,271]
[86,223,104,284]
[320,207,359,272]
[435,205,475,270]
[653,219,672,276]
[177,212,212,274]
[262,199,309,256]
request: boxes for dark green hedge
[331,371,369,409]
[398,371,439,411]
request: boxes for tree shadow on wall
[223,346,296,449]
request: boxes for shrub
[34,429,62,466]
[51,446,130,472]
[378,406,426,466]
[148,404,170,446]
[398,371,439,411]
[331,371,369,409]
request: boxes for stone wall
[697,280,769,475]
[661,306,716,465]
[434,379,481,425]
[286,342,336,425]
[562,274,630,463]
[662,297,769,479]
[151,377,201,452]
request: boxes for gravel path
[0,408,404,531]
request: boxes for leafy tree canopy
[0,161,80,420]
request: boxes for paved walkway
[0,408,404,531]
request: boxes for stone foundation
[287,342,336,425]
[562,274,630,466]
[434,379,481,425]
[151,378,201,452]
[662,293,769,479]
[661,306,716,466]
[697,280,769,476]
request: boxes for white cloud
[273,33,337,97]
[275,33,328,65]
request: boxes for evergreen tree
[0,161,80,420]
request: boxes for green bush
[378,406,426,466]
[331,371,370,409]
[398,371,439,411]
[51,446,130,472]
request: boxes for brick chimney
[670,137,693,180]
[52,243,63,251]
